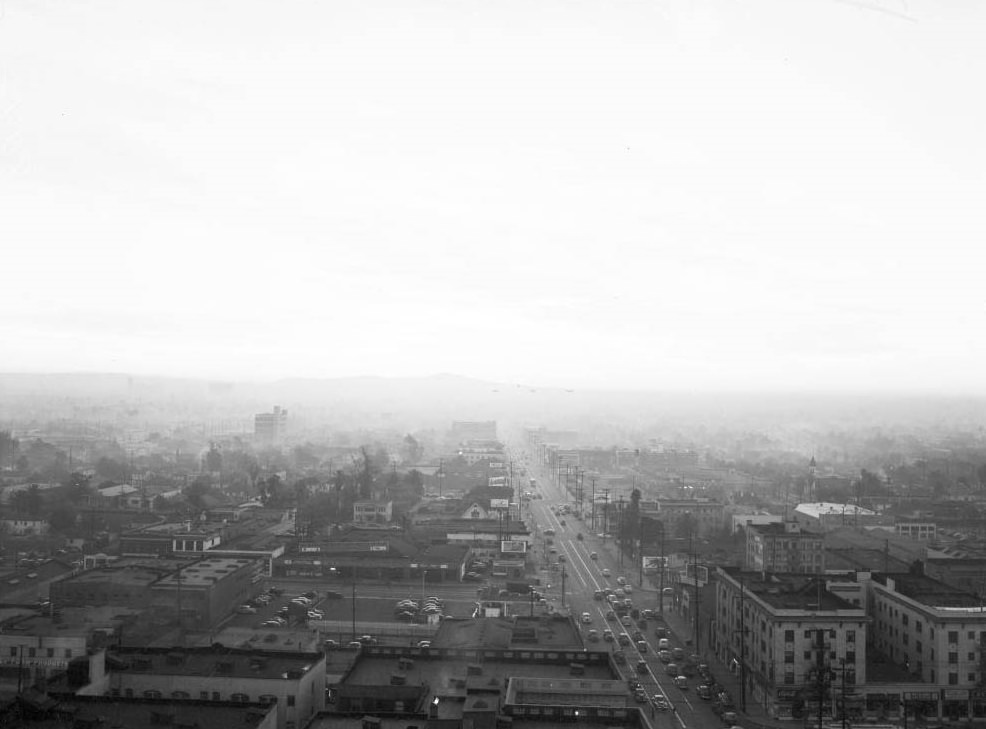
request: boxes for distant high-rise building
[451,420,497,443]
[255,406,288,444]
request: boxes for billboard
[501,540,527,554]
[490,498,510,509]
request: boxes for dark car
[324,591,343,599]
[697,685,712,700]
[576,533,584,541]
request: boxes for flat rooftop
[154,557,257,587]
[722,569,859,612]
[15,695,275,729]
[433,616,583,650]
[104,646,322,681]
[875,573,983,608]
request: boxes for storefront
[971,688,986,719]
[904,691,939,722]
[942,689,969,721]
[865,692,899,720]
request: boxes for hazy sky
[1,0,984,392]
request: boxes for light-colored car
[307,610,324,619]
[581,612,593,624]
[602,568,611,577]
[673,675,688,689]
[236,604,257,614]
[417,640,432,648]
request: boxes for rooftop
[873,573,985,609]
[720,568,861,612]
[102,645,323,681]
[796,502,877,518]
[154,557,257,588]
[4,694,275,729]
[433,616,583,650]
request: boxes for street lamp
[422,569,427,606]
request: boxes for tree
[48,504,78,532]
[204,442,223,473]
[95,457,128,483]
[623,488,641,555]
[63,472,92,504]
[404,469,424,495]
[0,430,18,469]
[401,434,424,464]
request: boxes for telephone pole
[590,476,597,533]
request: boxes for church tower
[805,456,817,501]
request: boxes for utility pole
[561,566,567,608]
[659,522,666,613]
[816,628,826,729]
[438,458,445,498]
[638,508,644,585]
[617,495,625,567]
[602,490,610,540]
[351,577,357,643]
[590,476,597,533]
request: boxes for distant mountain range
[1,372,984,438]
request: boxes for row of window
[8,647,73,658]
[110,689,291,705]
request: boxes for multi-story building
[353,500,393,524]
[644,498,724,538]
[714,567,869,721]
[862,572,986,719]
[51,645,324,729]
[746,521,825,574]
[451,421,498,442]
[255,406,288,444]
[895,521,937,541]
[51,556,264,629]
[794,502,879,532]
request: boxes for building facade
[746,521,825,574]
[714,568,869,721]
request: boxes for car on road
[666,663,679,676]
[633,688,648,703]
[558,554,566,562]
[673,675,688,689]
[464,571,483,581]
[605,610,616,621]
[658,650,672,663]
[613,650,627,665]
[261,620,282,627]
[636,640,648,653]
[601,568,611,577]
[587,629,600,642]
[581,612,593,624]
[623,584,632,594]
[559,519,566,526]
[589,552,598,560]
[636,660,649,674]
[594,590,606,601]
[323,639,339,650]
[603,629,614,642]
[417,640,432,648]
[236,605,257,614]
[576,533,583,541]
[697,684,712,700]
[620,615,632,627]
[651,694,671,711]
[672,647,685,661]
[618,633,631,646]
[308,610,324,619]
[658,638,670,650]
[617,576,626,586]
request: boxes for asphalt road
[525,455,724,729]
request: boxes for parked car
[417,640,432,648]
[658,650,672,663]
[697,684,713,700]
[603,629,614,642]
[673,675,688,689]
[324,591,343,599]
[576,533,584,541]
[602,568,611,577]
[587,629,600,642]
[236,605,257,614]
[590,552,598,560]
[618,633,631,646]
[633,688,648,703]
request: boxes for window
[231,693,249,703]
[949,652,958,664]
[200,692,209,700]
[46,648,54,658]
[172,691,190,699]
[785,630,794,642]
[916,642,922,653]
[784,652,794,663]
[970,632,976,640]
[847,630,856,643]
[784,674,794,685]
[903,634,909,646]
[287,695,296,707]
[916,621,922,633]
[212,692,220,701]
[804,630,813,639]
[903,615,909,626]
[847,651,856,663]
[969,673,977,683]
[143,690,162,699]
[804,651,812,660]
[28,648,36,658]
[949,631,959,643]
[125,689,134,698]
[949,673,959,685]
[8,648,15,657]
[970,652,977,661]
[64,649,72,658]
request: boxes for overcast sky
[1,0,983,392]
